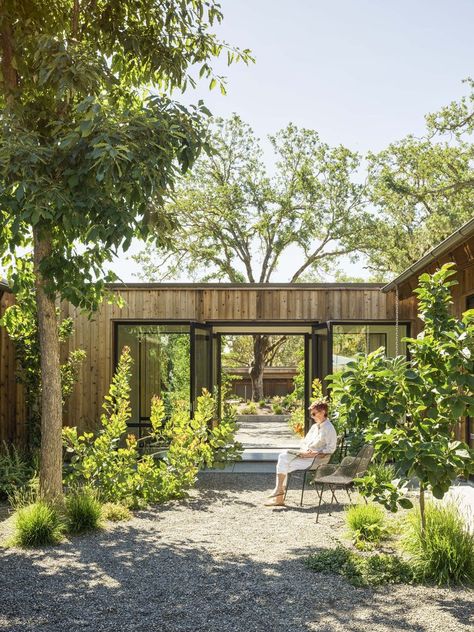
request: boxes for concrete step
[241,448,287,462]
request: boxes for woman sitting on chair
[265,400,337,507]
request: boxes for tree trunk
[419,482,426,536]
[33,226,63,502]
[249,334,269,401]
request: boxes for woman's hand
[298,450,317,458]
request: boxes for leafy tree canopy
[135,115,374,283]
[222,334,303,368]
[366,79,474,276]
[0,0,252,307]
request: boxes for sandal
[264,494,285,507]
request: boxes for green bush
[101,502,132,522]
[241,402,257,415]
[368,462,396,483]
[258,399,266,408]
[0,442,35,500]
[14,501,64,547]
[64,349,242,506]
[305,545,415,587]
[403,502,474,586]
[272,403,283,415]
[65,487,102,533]
[346,503,386,549]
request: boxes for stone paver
[235,415,300,448]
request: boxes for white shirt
[300,419,337,454]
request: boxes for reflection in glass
[332,324,408,372]
[116,324,190,436]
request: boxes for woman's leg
[270,453,291,494]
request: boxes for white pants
[276,452,330,475]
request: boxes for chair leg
[300,471,307,506]
[346,487,353,504]
[316,483,324,523]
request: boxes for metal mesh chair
[312,444,374,522]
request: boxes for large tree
[0,1,250,500]
[135,115,373,399]
[366,80,474,276]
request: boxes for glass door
[190,323,213,415]
[312,322,331,392]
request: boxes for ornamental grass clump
[14,501,64,547]
[402,502,474,586]
[65,487,102,534]
[346,503,386,549]
[101,502,132,522]
[0,442,35,500]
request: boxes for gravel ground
[0,473,472,632]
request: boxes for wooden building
[382,218,474,331]
[2,217,473,445]
[382,217,474,446]
[1,282,409,441]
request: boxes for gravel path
[0,474,472,632]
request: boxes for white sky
[111,0,474,283]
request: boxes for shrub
[305,545,415,587]
[63,347,139,502]
[241,402,257,415]
[272,403,283,415]
[402,502,474,586]
[64,349,242,506]
[258,399,266,408]
[65,487,102,534]
[14,501,64,547]
[0,442,35,500]
[346,503,386,549]
[368,462,396,483]
[101,502,132,522]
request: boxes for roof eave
[381,217,474,293]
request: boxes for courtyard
[0,474,472,632]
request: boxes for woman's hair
[308,400,329,415]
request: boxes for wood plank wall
[398,234,474,335]
[62,284,398,431]
[396,237,474,445]
[0,291,26,446]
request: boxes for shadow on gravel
[1,527,471,632]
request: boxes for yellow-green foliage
[63,347,140,501]
[288,407,305,437]
[101,502,132,522]
[64,350,242,506]
[346,503,386,549]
